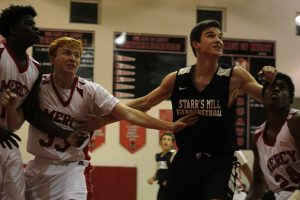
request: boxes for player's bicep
[235,66,262,102]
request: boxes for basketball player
[247,73,300,200]
[23,37,197,200]
[82,19,278,199]
[0,5,43,199]
[147,132,177,200]
[0,5,91,200]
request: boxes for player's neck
[195,58,218,76]
[265,108,289,129]
[5,39,27,62]
[53,73,75,89]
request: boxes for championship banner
[89,127,105,152]
[120,120,146,153]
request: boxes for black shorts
[164,151,237,200]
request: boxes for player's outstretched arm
[111,103,198,133]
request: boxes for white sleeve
[236,150,247,166]
[89,82,120,116]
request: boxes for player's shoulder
[28,56,41,70]
[177,65,193,75]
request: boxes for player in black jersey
[84,19,278,200]
[147,132,176,200]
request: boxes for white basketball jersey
[255,109,300,193]
[27,73,119,161]
[0,43,40,126]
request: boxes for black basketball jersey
[155,151,173,185]
[171,64,238,153]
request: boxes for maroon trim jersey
[27,73,119,161]
[0,43,40,126]
[255,109,300,193]
[171,64,238,153]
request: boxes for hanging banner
[89,127,105,152]
[120,120,146,153]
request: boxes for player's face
[160,135,174,151]
[195,27,223,57]
[14,15,40,46]
[263,79,290,109]
[51,45,81,75]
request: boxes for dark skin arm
[246,135,267,200]
[287,111,300,190]
[22,72,87,146]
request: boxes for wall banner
[89,127,105,152]
[120,120,146,153]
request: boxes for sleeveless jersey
[0,43,40,126]
[171,64,238,153]
[255,109,300,193]
[27,73,119,161]
[155,150,174,185]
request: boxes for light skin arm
[287,111,300,190]
[230,66,277,106]
[246,136,267,200]
[82,72,177,130]
[110,102,197,133]
[147,166,158,185]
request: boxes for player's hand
[170,114,198,133]
[66,129,90,147]
[81,114,104,131]
[0,89,18,107]
[257,66,277,83]
[147,177,155,185]
[0,126,21,149]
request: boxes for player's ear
[191,40,200,48]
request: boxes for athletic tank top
[255,109,300,193]
[27,73,119,161]
[155,150,174,185]
[0,43,40,126]
[171,64,238,153]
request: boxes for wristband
[288,190,300,200]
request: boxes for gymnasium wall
[1,0,300,199]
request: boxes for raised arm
[231,66,277,104]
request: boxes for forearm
[247,183,266,200]
[122,108,172,130]
[5,106,25,131]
